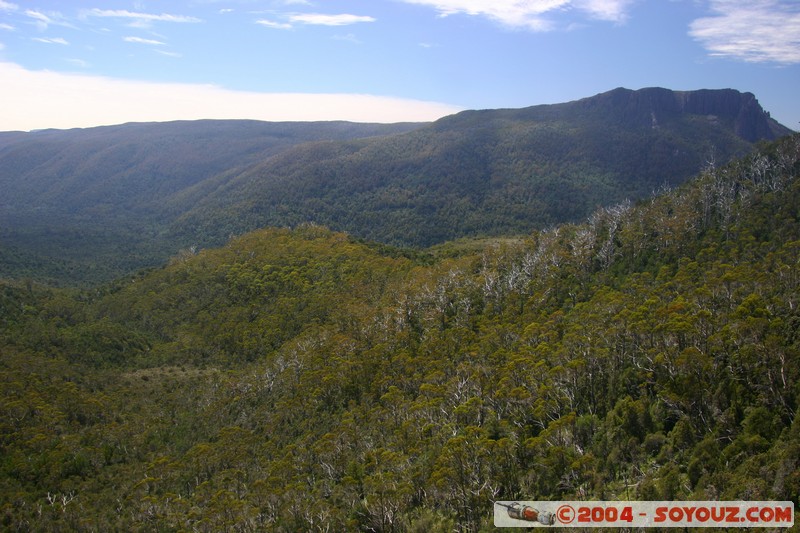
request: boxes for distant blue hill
[0,88,791,285]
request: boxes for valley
[0,89,798,531]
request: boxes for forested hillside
[1,134,798,531]
[0,120,424,285]
[164,88,792,249]
[1,87,791,285]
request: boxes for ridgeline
[0,87,791,285]
[1,133,798,530]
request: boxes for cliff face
[678,89,786,142]
[590,87,792,142]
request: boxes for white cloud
[333,33,362,44]
[66,58,90,68]
[33,37,69,45]
[690,0,800,64]
[24,9,76,31]
[574,0,634,22]
[0,23,15,31]
[0,62,462,131]
[257,12,376,29]
[256,18,293,29]
[398,0,634,30]
[124,36,167,46]
[25,9,55,30]
[85,9,202,24]
[289,13,376,26]
[155,50,183,58]
[0,1,18,11]
[400,0,562,30]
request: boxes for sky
[0,0,798,131]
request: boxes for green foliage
[0,120,423,286]
[0,135,799,531]
[174,89,782,254]
[2,89,791,286]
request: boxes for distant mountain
[0,88,792,285]
[0,120,424,219]
[171,87,791,248]
[0,120,424,284]
[2,135,798,530]
[566,87,786,141]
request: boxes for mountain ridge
[1,134,798,530]
[436,87,789,139]
[0,87,792,285]
[594,87,786,141]
[172,87,791,248]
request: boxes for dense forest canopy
[0,87,791,286]
[1,134,798,531]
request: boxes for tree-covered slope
[0,120,424,286]
[1,88,792,286]
[1,134,798,531]
[172,87,792,249]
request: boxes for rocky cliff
[587,87,792,141]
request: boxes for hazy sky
[1,0,798,131]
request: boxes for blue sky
[0,0,798,130]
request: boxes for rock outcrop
[585,87,791,141]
